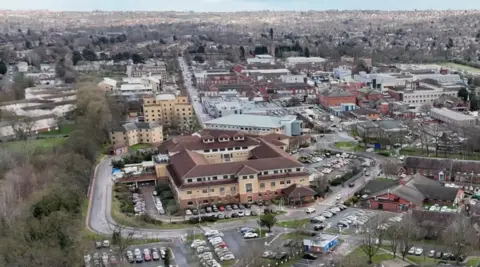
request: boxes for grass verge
[1,137,67,152]
[345,248,394,264]
[277,218,310,228]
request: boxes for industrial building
[246,54,275,65]
[429,108,477,125]
[204,114,303,136]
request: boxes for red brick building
[318,90,356,108]
[367,174,463,212]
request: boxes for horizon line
[0,8,478,12]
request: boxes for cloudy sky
[2,0,480,12]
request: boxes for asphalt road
[177,56,212,127]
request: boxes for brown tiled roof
[258,172,309,181]
[237,165,259,175]
[158,130,259,154]
[263,133,289,140]
[282,184,317,198]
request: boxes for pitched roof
[282,184,317,198]
[404,156,480,174]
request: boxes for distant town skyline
[2,0,480,12]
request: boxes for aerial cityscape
[2,4,480,267]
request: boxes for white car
[321,211,333,218]
[330,207,341,213]
[243,232,259,239]
[408,247,416,255]
[336,194,342,200]
[328,209,338,215]
[237,211,245,217]
[205,230,221,237]
[134,248,141,256]
[245,210,251,216]
[305,207,316,214]
[415,248,423,256]
[220,254,235,261]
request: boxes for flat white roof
[430,108,476,121]
[241,69,290,74]
[155,93,176,101]
[120,84,151,91]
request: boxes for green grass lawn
[277,218,310,228]
[129,143,153,152]
[438,62,480,73]
[346,248,394,265]
[406,255,438,265]
[400,148,480,160]
[39,125,74,136]
[466,257,480,267]
[1,137,67,152]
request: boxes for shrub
[138,214,163,225]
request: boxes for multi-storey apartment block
[143,94,195,130]
[110,122,163,147]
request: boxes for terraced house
[155,130,312,208]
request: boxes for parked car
[427,250,435,258]
[408,247,416,255]
[321,211,333,218]
[348,182,355,188]
[192,208,199,215]
[206,206,213,213]
[314,224,326,231]
[232,204,239,210]
[244,232,258,239]
[217,213,225,219]
[237,211,245,217]
[95,241,102,249]
[239,204,245,210]
[415,248,423,256]
[135,255,143,263]
[245,210,252,216]
[185,209,192,216]
[225,205,232,211]
[219,206,225,211]
[303,253,318,260]
[311,216,325,223]
[435,251,443,259]
[102,240,110,248]
[251,210,258,216]
[152,251,160,261]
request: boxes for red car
[143,251,152,261]
[219,206,225,212]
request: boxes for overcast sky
[2,0,480,12]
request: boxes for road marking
[267,233,283,246]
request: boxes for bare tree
[359,214,388,264]
[233,243,266,267]
[441,215,478,264]
[419,103,432,115]
[385,223,402,258]
[380,161,400,178]
[398,214,421,260]
[110,224,135,262]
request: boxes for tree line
[0,82,112,266]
